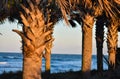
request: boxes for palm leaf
[98,0,120,19]
[0,0,22,22]
[114,0,120,4]
[56,0,70,25]
[69,0,80,7]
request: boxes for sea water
[0,52,108,74]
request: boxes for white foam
[0,62,7,64]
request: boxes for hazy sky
[0,19,117,55]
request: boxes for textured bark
[44,12,54,74]
[45,34,53,74]
[13,1,53,79]
[96,16,105,71]
[23,54,42,79]
[45,48,51,73]
[81,14,94,78]
[43,3,57,73]
[45,40,52,75]
[107,21,118,70]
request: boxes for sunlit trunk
[44,22,54,75]
[81,14,94,78]
[13,1,53,79]
[44,34,53,79]
[107,20,118,70]
[23,52,42,79]
[45,47,51,73]
[96,16,105,71]
[45,34,53,74]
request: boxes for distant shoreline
[0,52,108,55]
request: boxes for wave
[0,62,7,65]
[0,54,108,73]
[3,56,22,59]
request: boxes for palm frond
[56,0,70,25]
[0,0,22,22]
[114,0,120,4]
[82,0,93,9]
[69,0,80,7]
[98,0,120,19]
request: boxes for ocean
[0,52,108,74]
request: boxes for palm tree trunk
[45,47,51,73]
[81,14,94,78]
[23,53,42,79]
[44,23,54,75]
[13,1,53,79]
[44,35,53,79]
[107,20,118,70]
[96,16,105,71]
[45,34,53,74]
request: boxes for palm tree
[57,1,102,78]
[76,1,103,78]
[0,0,58,79]
[68,12,95,78]
[1,0,120,79]
[13,1,54,79]
[95,14,107,71]
[106,19,119,70]
[40,1,64,76]
[76,1,104,78]
[81,14,95,79]
[43,1,61,75]
[99,0,120,70]
[0,0,65,79]
[55,0,120,75]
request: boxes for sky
[0,19,119,55]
